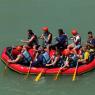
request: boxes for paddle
[0,57,9,74]
[72,62,78,81]
[24,61,32,80]
[34,69,44,82]
[54,57,69,80]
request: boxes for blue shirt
[56,34,68,44]
[91,39,95,46]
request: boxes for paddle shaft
[54,57,69,80]
[72,62,78,81]
[0,57,9,74]
[24,61,32,80]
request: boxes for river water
[0,0,95,95]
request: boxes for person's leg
[74,45,81,54]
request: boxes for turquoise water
[0,0,95,95]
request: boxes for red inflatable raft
[1,48,95,75]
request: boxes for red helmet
[16,46,22,51]
[71,29,78,35]
[62,49,70,56]
[41,26,48,32]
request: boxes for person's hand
[43,36,46,39]
[46,64,50,66]
[40,35,44,39]
[21,40,24,42]
[69,37,73,40]
[30,61,32,64]
[8,59,12,63]
[21,40,26,42]
[11,45,15,48]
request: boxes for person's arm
[8,55,21,63]
[40,34,44,39]
[43,33,52,43]
[28,35,35,43]
[63,57,69,67]
[21,35,35,43]
[47,33,52,43]
[87,43,94,48]
[69,37,74,40]
[46,56,59,66]
[34,52,39,61]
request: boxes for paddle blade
[54,57,69,80]
[24,66,31,80]
[54,73,60,80]
[34,70,43,82]
[3,66,7,74]
[72,62,78,81]
[24,72,30,80]
[0,57,9,74]
[72,70,76,81]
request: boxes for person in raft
[86,31,95,49]
[21,29,39,48]
[78,45,90,64]
[86,31,95,60]
[68,29,81,54]
[62,48,78,68]
[40,26,52,47]
[32,46,51,67]
[6,46,23,60]
[46,50,64,67]
[52,29,68,50]
[8,46,32,66]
